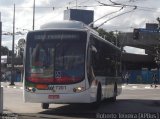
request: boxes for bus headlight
[73,86,85,93]
[26,87,36,92]
[28,87,33,90]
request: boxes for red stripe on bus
[27,77,81,83]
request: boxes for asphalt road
[2,85,160,119]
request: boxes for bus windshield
[25,31,87,84]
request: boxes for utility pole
[157,17,160,29]
[76,0,77,9]
[115,30,118,46]
[10,4,15,86]
[157,17,160,83]
[33,0,35,30]
[0,12,3,114]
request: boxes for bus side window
[90,36,104,76]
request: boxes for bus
[23,20,122,109]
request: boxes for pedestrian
[1,72,5,82]
[125,72,130,85]
[122,73,125,83]
[151,73,158,88]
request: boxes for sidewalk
[1,109,18,118]
[0,82,20,118]
[1,82,23,89]
[122,83,160,89]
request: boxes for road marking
[122,85,155,90]
[1,85,24,90]
[145,87,151,89]
[132,86,137,88]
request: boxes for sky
[0,0,160,54]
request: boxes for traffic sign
[139,28,160,33]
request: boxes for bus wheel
[110,84,117,102]
[41,103,49,109]
[92,83,102,109]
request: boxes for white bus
[23,20,122,109]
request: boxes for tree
[96,28,120,47]
[17,38,25,58]
[1,46,9,55]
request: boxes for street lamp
[114,30,118,47]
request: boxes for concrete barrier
[0,87,3,114]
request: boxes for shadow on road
[36,99,160,118]
[39,103,97,118]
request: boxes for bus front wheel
[110,84,117,102]
[41,103,49,109]
[92,83,102,109]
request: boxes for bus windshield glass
[25,31,87,84]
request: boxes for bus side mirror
[91,46,98,59]
[91,46,97,53]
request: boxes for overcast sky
[0,0,160,53]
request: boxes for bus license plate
[48,95,59,99]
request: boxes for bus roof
[34,21,120,52]
[40,20,98,35]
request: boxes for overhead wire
[1,0,79,31]
[34,0,80,28]
[35,0,97,28]
[1,0,160,32]
[78,0,92,5]
[88,6,124,26]
[94,0,160,29]
[96,6,137,28]
[98,0,159,11]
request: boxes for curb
[2,109,18,119]
[1,83,23,90]
[122,85,160,90]
[1,85,23,90]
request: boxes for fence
[126,69,160,84]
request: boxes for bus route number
[55,86,66,90]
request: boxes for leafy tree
[96,28,120,47]
[17,38,25,58]
[1,46,10,55]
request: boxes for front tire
[41,103,49,109]
[92,83,102,109]
[110,84,117,102]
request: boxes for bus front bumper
[24,89,93,104]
